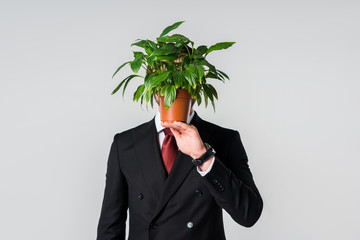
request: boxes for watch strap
[192,143,215,166]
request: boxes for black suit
[97,112,263,240]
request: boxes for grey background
[1,0,359,239]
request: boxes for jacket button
[195,189,203,197]
[138,193,143,200]
[150,223,157,229]
[212,178,218,184]
[187,221,194,228]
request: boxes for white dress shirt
[154,110,215,176]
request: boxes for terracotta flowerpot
[159,89,192,123]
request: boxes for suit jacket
[97,112,263,240]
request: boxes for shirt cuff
[196,155,215,177]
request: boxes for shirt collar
[155,110,195,133]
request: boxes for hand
[161,121,206,159]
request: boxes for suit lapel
[151,111,214,221]
[132,117,166,201]
[151,150,194,220]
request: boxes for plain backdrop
[1,0,359,239]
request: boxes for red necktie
[161,128,178,175]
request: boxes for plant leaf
[196,45,208,55]
[154,54,179,61]
[133,40,157,55]
[202,84,216,112]
[112,77,127,95]
[205,72,224,82]
[130,52,144,74]
[160,85,168,96]
[195,65,204,84]
[151,44,179,56]
[174,42,182,48]
[198,59,216,73]
[181,55,191,69]
[122,75,142,98]
[164,85,176,109]
[149,71,171,87]
[203,84,214,103]
[144,46,152,55]
[147,40,157,50]
[131,39,148,48]
[196,91,202,106]
[157,34,190,44]
[159,21,185,38]
[174,71,185,88]
[133,51,144,59]
[144,88,152,103]
[144,73,155,88]
[131,39,157,49]
[169,34,190,43]
[204,91,209,108]
[112,61,131,78]
[211,101,216,112]
[184,65,197,87]
[217,69,229,80]
[111,74,141,95]
[150,92,154,108]
[147,55,156,68]
[206,83,218,99]
[206,42,235,55]
[133,84,145,101]
[130,58,143,74]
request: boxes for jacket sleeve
[203,130,263,227]
[97,133,128,240]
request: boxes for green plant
[111,20,235,111]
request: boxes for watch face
[212,148,216,154]
[204,143,216,154]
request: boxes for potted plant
[111,20,235,122]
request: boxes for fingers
[169,127,181,138]
[162,121,192,133]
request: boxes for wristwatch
[192,143,216,167]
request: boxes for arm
[161,121,263,227]
[97,134,128,240]
[202,130,263,227]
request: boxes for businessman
[97,95,263,240]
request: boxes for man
[97,90,263,240]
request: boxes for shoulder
[195,113,239,139]
[112,117,155,145]
[195,114,245,157]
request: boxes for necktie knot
[163,128,173,136]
